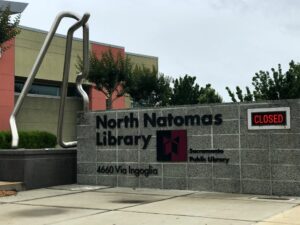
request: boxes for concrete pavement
[0,185,299,224]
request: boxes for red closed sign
[248,107,290,130]
[252,112,286,126]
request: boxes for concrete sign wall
[77,99,300,196]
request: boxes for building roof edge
[19,25,125,49]
[126,51,158,59]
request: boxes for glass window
[15,82,24,93]
[15,81,89,97]
[15,82,60,96]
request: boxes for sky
[17,0,300,101]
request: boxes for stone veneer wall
[77,99,300,196]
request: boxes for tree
[226,61,300,102]
[198,84,223,104]
[252,61,300,100]
[78,51,223,108]
[125,66,172,107]
[225,86,253,102]
[170,75,200,105]
[125,65,158,107]
[154,73,172,106]
[0,7,21,54]
[77,49,132,109]
[78,50,172,109]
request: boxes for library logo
[157,130,187,162]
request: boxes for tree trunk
[106,95,112,110]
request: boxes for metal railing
[9,12,90,148]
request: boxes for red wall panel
[89,86,106,111]
[0,39,15,131]
[89,43,126,111]
[111,85,126,110]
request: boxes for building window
[15,81,60,96]
[15,81,90,97]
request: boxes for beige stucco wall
[15,94,82,142]
[15,27,86,83]
[15,28,159,84]
[126,52,158,70]
[14,27,159,111]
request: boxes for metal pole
[10,12,90,148]
[76,22,90,112]
[57,13,90,148]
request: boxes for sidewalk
[0,184,299,225]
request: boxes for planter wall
[0,149,76,189]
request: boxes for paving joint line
[9,192,195,213]
[45,186,113,192]
[46,210,113,225]
[11,202,111,211]
[1,189,298,206]
[8,186,115,204]
[181,195,300,205]
[255,204,300,225]
[4,191,298,225]
[111,192,196,211]
[89,189,195,197]
[0,189,93,204]
[90,189,300,204]
[116,209,263,223]
[29,193,200,225]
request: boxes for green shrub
[0,131,57,149]
[0,132,11,149]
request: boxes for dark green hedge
[0,131,57,149]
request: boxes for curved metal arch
[10,12,90,148]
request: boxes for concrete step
[0,181,24,191]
